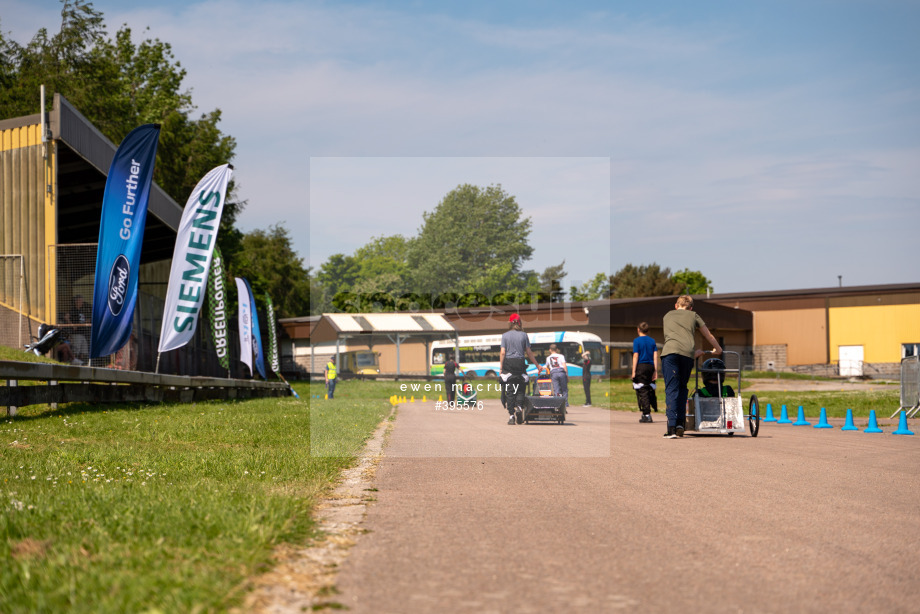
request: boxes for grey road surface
[334,400,920,613]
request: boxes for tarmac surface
[330,399,920,613]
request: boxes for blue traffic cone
[892,410,914,436]
[841,408,858,431]
[864,410,883,433]
[793,405,811,426]
[777,404,792,424]
[763,403,777,422]
[813,407,833,429]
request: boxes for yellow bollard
[410,395,415,403]
[325,394,328,400]
[423,395,427,402]
[439,395,443,402]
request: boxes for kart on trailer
[522,373,566,424]
[686,351,760,437]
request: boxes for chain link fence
[0,255,29,351]
[47,244,240,376]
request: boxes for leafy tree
[231,225,310,319]
[406,184,533,298]
[609,263,682,298]
[350,234,412,298]
[671,268,713,295]
[316,253,361,312]
[569,272,611,302]
[539,261,567,302]
[0,0,243,260]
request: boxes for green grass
[0,343,65,365]
[0,375,904,611]
[0,381,389,613]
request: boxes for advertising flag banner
[235,277,253,376]
[207,245,230,371]
[90,124,160,359]
[158,164,233,353]
[245,279,267,380]
[264,293,280,375]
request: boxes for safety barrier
[1,360,291,416]
[893,355,920,418]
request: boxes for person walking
[324,359,337,399]
[499,313,540,425]
[660,295,722,439]
[631,322,658,423]
[545,344,569,408]
[581,351,593,406]
[444,354,460,405]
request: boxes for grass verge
[1,381,388,613]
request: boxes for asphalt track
[333,400,920,613]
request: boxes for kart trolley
[686,351,760,437]
[522,374,566,424]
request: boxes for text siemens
[172,190,221,333]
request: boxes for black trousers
[634,362,658,413]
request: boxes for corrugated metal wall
[829,303,920,364]
[0,122,52,321]
[753,308,828,365]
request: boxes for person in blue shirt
[631,322,659,423]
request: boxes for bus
[293,343,380,378]
[429,331,606,379]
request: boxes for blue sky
[3,0,918,294]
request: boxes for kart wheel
[748,394,760,438]
[485,371,498,379]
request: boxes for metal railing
[893,355,920,418]
[1,360,292,416]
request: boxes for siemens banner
[158,164,233,354]
[90,124,160,359]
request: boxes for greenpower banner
[206,245,230,371]
[265,293,280,375]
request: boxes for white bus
[429,331,606,379]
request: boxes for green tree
[231,225,310,319]
[407,184,533,298]
[0,0,243,259]
[569,272,611,301]
[539,261,567,302]
[609,263,682,298]
[671,268,713,295]
[351,234,412,298]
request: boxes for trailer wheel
[748,394,760,437]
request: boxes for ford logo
[107,254,130,316]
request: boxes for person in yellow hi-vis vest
[324,360,337,399]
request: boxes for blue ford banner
[90,124,160,359]
[244,278,267,380]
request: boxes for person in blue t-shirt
[631,322,659,423]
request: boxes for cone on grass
[763,403,777,422]
[864,410,883,434]
[793,405,811,426]
[892,410,914,436]
[841,408,858,431]
[777,404,793,424]
[814,407,833,429]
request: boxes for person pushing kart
[499,313,541,425]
